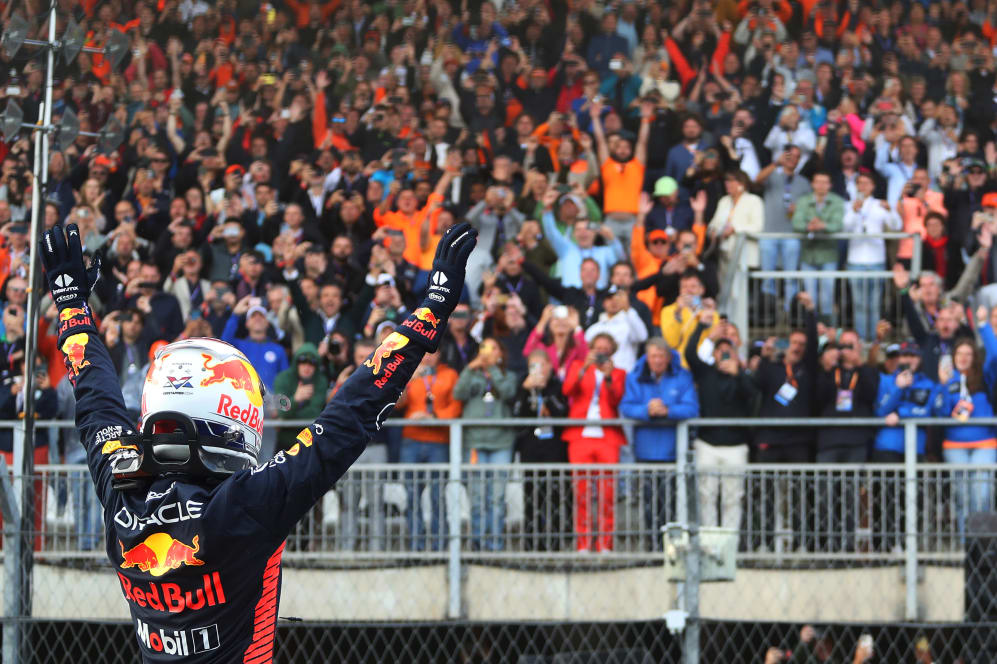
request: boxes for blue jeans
[465,447,513,551]
[802,261,837,320]
[846,262,884,341]
[400,439,449,551]
[64,447,102,550]
[944,446,997,537]
[760,237,801,306]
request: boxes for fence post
[0,458,22,664]
[680,422,700,664]
[903,421,919,620]
[447,422,463,619]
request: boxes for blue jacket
[939,373,997,444]
[221,315,289,391]
[619,353,699,461]
[874,371,943,455]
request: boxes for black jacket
[686,323,761,446]
[512,377,569,462]
[814,364,880,451]
[751,310,818,448]
[522,260,606,330]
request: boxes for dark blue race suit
[62,308,439,663]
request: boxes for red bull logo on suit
[120,533,205,577]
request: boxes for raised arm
[221,223,480,532]
[39,224,135,508]
[589,98,610,165]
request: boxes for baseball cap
[92,155,113,169]
[559,194,584,209]
[653,176,678,197]
[899,340,921,356]
[246,305,268,319]
[647,229,669,243]
[225,164,245,177]
[375,273,396,287]
[375,320,397,337]
[225,80,239,92]
[982,192,997,208]
[885,343,902,357]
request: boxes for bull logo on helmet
[200,355,264,407]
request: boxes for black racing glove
[39,223,101,342]
[394,221,477,351]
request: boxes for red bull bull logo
[62,333,91,376]
[364,332,410,376]
[59,307,88,322]
[401,307,441,341]
[120,533,204,577]
[296,428,313,447]
[200,355,263,407]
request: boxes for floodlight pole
[12,0,58,642]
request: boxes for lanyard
[784,362,797,388]
[835,368,858,391]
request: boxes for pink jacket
[523,328,589,381]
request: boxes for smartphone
[556,184,571,193]
[691,295,702,308]
[608,60,622,71]
[594,353,609,364]
[249,297,263,307]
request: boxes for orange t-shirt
[373,193,443,266]
[601,159,644,215]
[400,365,462,444]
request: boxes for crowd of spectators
[5,0,997,552]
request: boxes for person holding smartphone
[872,341,942,550]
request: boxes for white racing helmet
[112,338,266,487]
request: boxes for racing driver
[39,220,477,663]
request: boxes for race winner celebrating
[39,221,477,663]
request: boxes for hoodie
[619,352,699,461]
[274,343,329,450]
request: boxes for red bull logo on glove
[401,307,441,341]
[62,333,92,376]
[59,307,88,321]
[120,533,205,577]
[200,355,264,407]
[364,332,410,376]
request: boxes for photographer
[512,350,570,551]
[873,341,941,550]
[163,249,210,321]
[273,343,328,453]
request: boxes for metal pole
[675,422,688,613]
[446,422,463,619]
[910,234,922,279]
[903,421,919,620]
[682,423,700,664]
[1,458,22,664]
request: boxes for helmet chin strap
[111,411,236,491]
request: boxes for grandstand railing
[723,231,923,340]
[3,416,996,664]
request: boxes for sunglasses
[151,157,169,163]
[649,238,668,245]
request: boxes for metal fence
[4,417,997,664]
[722,231,922,342]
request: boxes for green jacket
[273,343,329,451]
[791,193,845,266]
[453,366,519,451]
